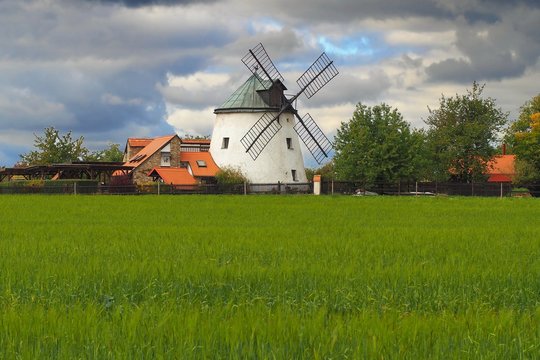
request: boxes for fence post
[74,182,77,195]
[500,182,503,199]
[157,181,160,195]
[331,179,334,195]
[415,181,418,197]
[313,175,321,195]
[244,181,247,195]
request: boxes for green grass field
[1,195,540,358]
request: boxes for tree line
[18,127,124,166]
[11,82,540,186]
[315,82,540,185]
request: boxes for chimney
[502,143,507,155]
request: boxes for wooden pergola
[0,162,133,183]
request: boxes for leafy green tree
[333,102,418,185]
[86,143,124,162]
[425,82,508,182]
[505,94,540,182]
[409,128,437,181]
[19,127,88,165]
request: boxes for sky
[1,0,539,167]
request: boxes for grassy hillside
[1,195,540,358]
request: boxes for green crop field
[1,195,540,358]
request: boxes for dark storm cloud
[426,7,540,83]
[82,0,217,7]
[0,0,229,133]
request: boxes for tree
[305,161,335,181]
[19,127,88,165]
[425,82,508,182]
[86,143,124,162]
[505,94,540,183]
[333,102,419,185]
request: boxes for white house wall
[209,111,308,184]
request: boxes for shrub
[215,166,248,185]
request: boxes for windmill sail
[240,113,282,160]
[239,43,338,163]
[293,113,333,164]
[241,43,284,90]
[296,52,338,99]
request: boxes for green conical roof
[214,74,279,113]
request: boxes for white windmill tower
[209,43,338,183]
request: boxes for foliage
[305,161,335,181]
[505,94,540,182]
[214,166,248,184]
[85,143,124,162]
[19,127,88,165]
[409,128,437,181]
[1,196,540,357]
[425,82,508,182]
[333,102,420,185]
[183,134,210,140]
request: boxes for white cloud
[165,106,214,137]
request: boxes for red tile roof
[180,152,220,177]
[124,135,177,168]
[147,167,198,185]
[487,174,512,183]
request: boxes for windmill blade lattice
[241,43,284,89]
[294,113,333,164]
[240,113,282,160]
[296,53,339,99]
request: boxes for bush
[215,166,248,185]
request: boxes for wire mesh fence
[0,180,538,197]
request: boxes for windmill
[209,43,338,184]
[239,43,338,164]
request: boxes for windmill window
[222,137,229,149]
[291,169,298,182]
[286,138,293,149]
[180,161,189,168]
[196,160,207,167]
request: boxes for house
[121,135,220,185]
[486,154,516,183]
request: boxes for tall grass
[1,195,540,358]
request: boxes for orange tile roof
[181,138,211,144]
[180,152,220,177]
[124,135,177,168]
[147,167,198,185]
[487,155,515,175]
[128,138,154,148]
[486,155,515,183]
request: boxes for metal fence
[0,180,538,197]
[321,181,538,197]
[0,182,313,195]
